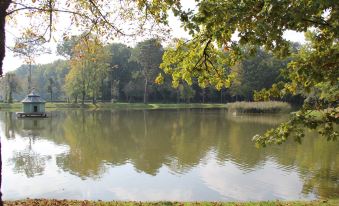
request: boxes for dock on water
[16,112,47,118]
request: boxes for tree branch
[87,0,126,36]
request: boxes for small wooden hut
[17,89,47,118]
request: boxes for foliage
[229,48,288,101]
[138,0,339,146]
[3,1,336,150]
[66,36,110,104]
[253,32,339,146]
[10,33,49,91]
[10,60,68,101]
[47,77,54,101]
[1,0,170,76]
[159,37,235,90]
[6,38,297,105]
[130,38,164,103]
[178,83,195,103]
[57,35,81,59]
[0,72,21,103]
[105,43,134,101]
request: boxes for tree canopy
[136,0,338,145]
[0,0,168,76]
[130,39,164,103]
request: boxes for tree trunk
[101,79,104,102]
[28,63,32,92]
[50,91,53,102]
[92,94,96,104]
[220,89,223,103]
[82,91,85,104]
[0,0,11,77]
[143,78,148,104]
[177,90,180,103]
[0,2,10,205]
[8,89,12,103]
[0,137,2,206]
[202,88,205,103]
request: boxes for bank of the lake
[0,101,291,112]
[4,199,338,206]
[226,101,291,113]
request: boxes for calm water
[1,109,338,201]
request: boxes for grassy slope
[3,199,338,206]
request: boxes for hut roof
[21,90,46,103]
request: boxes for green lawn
[3,199,338,206]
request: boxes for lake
[1,109,338,201]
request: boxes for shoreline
[0,101,291,113]
[3,199,338,206]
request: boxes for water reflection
[1,110,338,200]
[9,149,51,178]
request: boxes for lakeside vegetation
[4,199,338,206]
[0,101,292,113]
[227,101,291,113]
[0,39,299,106]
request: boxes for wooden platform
[16,112,47,118]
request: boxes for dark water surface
[1,109,338,201]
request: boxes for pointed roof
[21,88,46,103]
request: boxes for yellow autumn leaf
[154,73,164,84]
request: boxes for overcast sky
[3,1,306,74]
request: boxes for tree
[130,39,164,104]
[47,77,54,102]
[178,83,195,103]
[139,0,338,146]
[0,0,11,77]
[0,1,165,204]
[57,36,81,59]
[1,0,169,76]
[106,43,134,101]
[229,48,288,101]
[66,36,110,104]
[11,34,48,92]
[10,60,69,101]
[0,72,20,103]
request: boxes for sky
[3,0,306,74]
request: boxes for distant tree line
[0,36,301,104]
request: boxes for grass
[226,101,291,113]
[97,103,227,109]
[0,101,291,113]
[0,102,228,111]
[3,199,338,206]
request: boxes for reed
[226,101,291,113]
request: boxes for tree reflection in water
[6,118,52,178]
[0,110,338,198]
[9,150,51,178]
